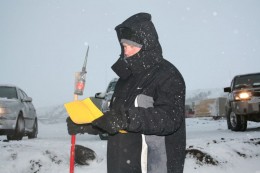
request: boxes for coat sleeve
[126,73,186,135]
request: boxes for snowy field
[1,116,260,173]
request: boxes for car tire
[99,133,108,140]
[7,114,25,140]
[28,119,38,139]
[228,111,247,131]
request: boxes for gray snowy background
[1,0,260,108]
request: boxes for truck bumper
[231,97,260,115]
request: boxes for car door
[18,89,35,129]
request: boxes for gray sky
[1,0,260,108]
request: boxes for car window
[0,86,18,99]
[18,89,29,100]
[233,74,260,89]
[18,89,24,100]
[106,81,117,93]
[230,79,234,90]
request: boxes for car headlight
[234,91,252,101]
[106,100,111,108]
[0,107,8,115]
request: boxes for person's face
[122,43,141,58]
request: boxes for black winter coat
[94,13,186,173]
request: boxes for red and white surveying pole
[70,46,89,173]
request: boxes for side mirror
[224,87,231,93]
[22,97,32,102]
[95,92,105,99]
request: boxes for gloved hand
[92,108,129,135]
[66,117,102,135]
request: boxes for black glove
[66,117,102,135]
[92,108,129,135]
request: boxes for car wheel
[99,133,108,140]
[28,119,38,139]
[228,111,247,131]
[7,115,25,140]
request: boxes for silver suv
[0,85,38,140]
[95,78,118,140]
[224,73,260,131]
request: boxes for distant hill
[37,88,227,122]
[186,88,227,105]
[37,104,68,124]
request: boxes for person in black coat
[67,12,186,173]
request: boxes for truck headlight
[234,91,252,100]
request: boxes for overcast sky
[1,0,260,108]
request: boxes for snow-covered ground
[1,115,260,173]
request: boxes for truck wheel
[228,111,247,131]
[7,115,25,140]
[226,110,232,129]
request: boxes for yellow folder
[64,97,127,133]
[64,97,103,124]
